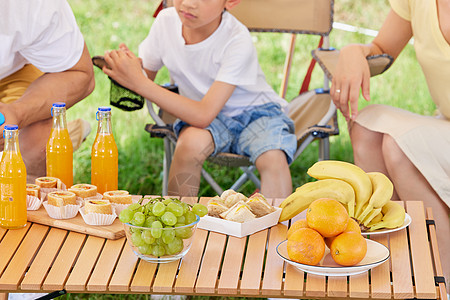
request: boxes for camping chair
[146,0,340,196]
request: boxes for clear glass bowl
[124,215,200,263]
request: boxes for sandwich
[207,198,229,217]
[246,194,275,217]
[47,191,77,207]
[26,184,41,198]
[103,190,132,204]
[84,199,113,215]
[68,184,98,198]
[220,201,256,223]
[224,192,247,208]
[35,177,59,188]
[220,189,237,201]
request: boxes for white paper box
[197,207,282,238]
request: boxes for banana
[356,172,393,222]
[367,211,383,227]
[279,179,355,222]
[361,207,382,227]
[368,201,405,231]
[307,160,372,218]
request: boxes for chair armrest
[311,48,394,80]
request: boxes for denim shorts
[173,103,297,164]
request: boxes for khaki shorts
[0,64,44,103]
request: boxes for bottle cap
[4,124,18,130]
[52,102,66,108]
[98,106,112,112]
[0,112,5,126]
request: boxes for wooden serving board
[27,195,143,240]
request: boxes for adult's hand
[330,44,371,121]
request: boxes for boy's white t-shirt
[0,0,85,80]
[139,7,287,117]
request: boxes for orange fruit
[287,228,325,266]
[325,218,361,248]
[330,232,367,266]
[306,198,349,238]
[287,219,309,239]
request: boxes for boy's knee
[256,149,288,170]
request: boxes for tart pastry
[68,184,98,198]
[84,199,113,215]
[103,190,132,204]
[35,177,59,188]
[47,191,77,207]
[246,193,275,217]
[26,184,41,198]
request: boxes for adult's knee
[381,134,405,166]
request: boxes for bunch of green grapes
[119,197,207,257]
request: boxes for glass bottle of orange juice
[0,125,27,229]
[91,107,118,194]
[46,102,73,187]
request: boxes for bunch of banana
[279,160,406,231]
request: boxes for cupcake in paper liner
[43,191,81,219]
[35,177,67,201]
[26,195,43,211]
[68,184,99,199]
[80,199,117,226]
[103,190,134,215]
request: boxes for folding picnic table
[0,198,446,299]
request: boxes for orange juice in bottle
[46,102,73,187]
[0,125,27,229]
[91,107,118,194]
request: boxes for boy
[103,0,296,198]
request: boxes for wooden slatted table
[0,198,446,299]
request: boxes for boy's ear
[225,0,241,10]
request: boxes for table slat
[87,238,125,291]
[349,272,369,298]
[21,228,67,290]
[174,229,208,294]
[65,235,105,291]
[261,224,286,296]
[130,260,157,292]
[195,232,226,294]
[406,201,436,299]
[0,224,29,277]
[283,264,305,297]
[42,231,86,290]
[108,242,139,292]
[369,235,392,299]
[152,260,180,293]
[240,230,268,295]
[305,273,326,298]
[217,236,246,295]
[0,224,48,290]
[327,276,347,298]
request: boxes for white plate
[276,239,390,276]
[361,213,411,236]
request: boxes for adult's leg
[255,149,292,198]
[382,134,450,291]
[168,126,215,196]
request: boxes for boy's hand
[103,46,146,93]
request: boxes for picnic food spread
[279,160,406,232]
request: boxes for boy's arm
[104,49,235,128]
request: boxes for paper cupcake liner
[112,197,139,216]
[43,199,82,219]
[27,195,44,211]
[79,207,117,226]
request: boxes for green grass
[59,0,432,298]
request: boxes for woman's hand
[330,44,371,121]
[103,44,147,93]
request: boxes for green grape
[167,202,184,217]
[166,237,184,255]
[177,215,186,224]
[141,229,156,244]
[152,201,166,217]
[131,231,145,247]
[131,212,146,226]
[184,211,197,225]
[175,224,193,239]
[128,203,141,211]
[152,244,166,257]
[138,244,152,255]
[144,215,157,228]
[192,203,208,217]
[162,228,176,244]
[151,221,163,238]
[181,202,190,214]
[119,208,133,223]
[161,211,177,226]
[162,198,173,205]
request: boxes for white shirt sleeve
[139,10,165,72]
